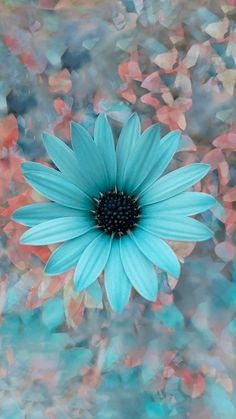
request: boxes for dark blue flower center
[95,191,140,236]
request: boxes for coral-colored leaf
[48,69,72,94]
[0,115,19,150]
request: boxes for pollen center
[95,191,140,236]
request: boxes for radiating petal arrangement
[12,113,216,312]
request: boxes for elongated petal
[22,161,56,175]
[136,130,180,194]
[11,203,84,227]
[140,163,210,206]
[142,192,216,217]
[104,239,131,313]
[20,216,95,245]
[116,113,141,190]
[45,229,99,275]
[94,113,116,188]
[74,233,112,292]
[140,215,214,241]
[42,133,81,185]
[130,228,180,278]
[71,122,110,193]
[122,124,161,193]
[22,162,92,210]
[120,235,158,301]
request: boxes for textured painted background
[1,0,236,417]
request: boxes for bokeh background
[0,0,236,417]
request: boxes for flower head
[12,114,215,312]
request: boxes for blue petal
[120,235,158,301]
[11,203,84,227]
[140,215,214,241]
[104,239,131,313]
[20,216,95,245]
[22,162,93,210]
[140,163,210,206]
[45,229,99,275]
[135,130,180,194]
[130,228,180,278]
[42,133,81,185]
[71,122,110,193]
[116,113,141,190]
[94,113,116,188]
[122,123,161,194]
[74,233,112,292]
[142,192,216,217]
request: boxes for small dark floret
[94,190,140,236]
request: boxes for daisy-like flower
[12,114,215,313]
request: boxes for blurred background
[0,0,236,417]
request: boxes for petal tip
[21,162,41,176]
[11,211,26,226]
[74,281,85,293]
[173,132,181,149]
[128,112,139,124]
[42,132,52,146]
[176,270,181,279]
[44,268,51,276]
[11,210,18,221]
[70,120,82,130]
[19,234,29,245]
[148,293,158,302]
[201,163,211,174]
[196,226,214,241]
[44,265,58,277]
[175,130,181,141]
[143,288,158,302]
[130,111,138,118]
[21,162,30,173]
[172,263,181,279]
[97,112,107,120]
[73,272,85,293]
[207,228,214,239]
[70,120,80,134]
[108,299,126,314]
[209,195,217,208]
[21,170,33,182]
[113,307,125,314]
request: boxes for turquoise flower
[12,114,215,313]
